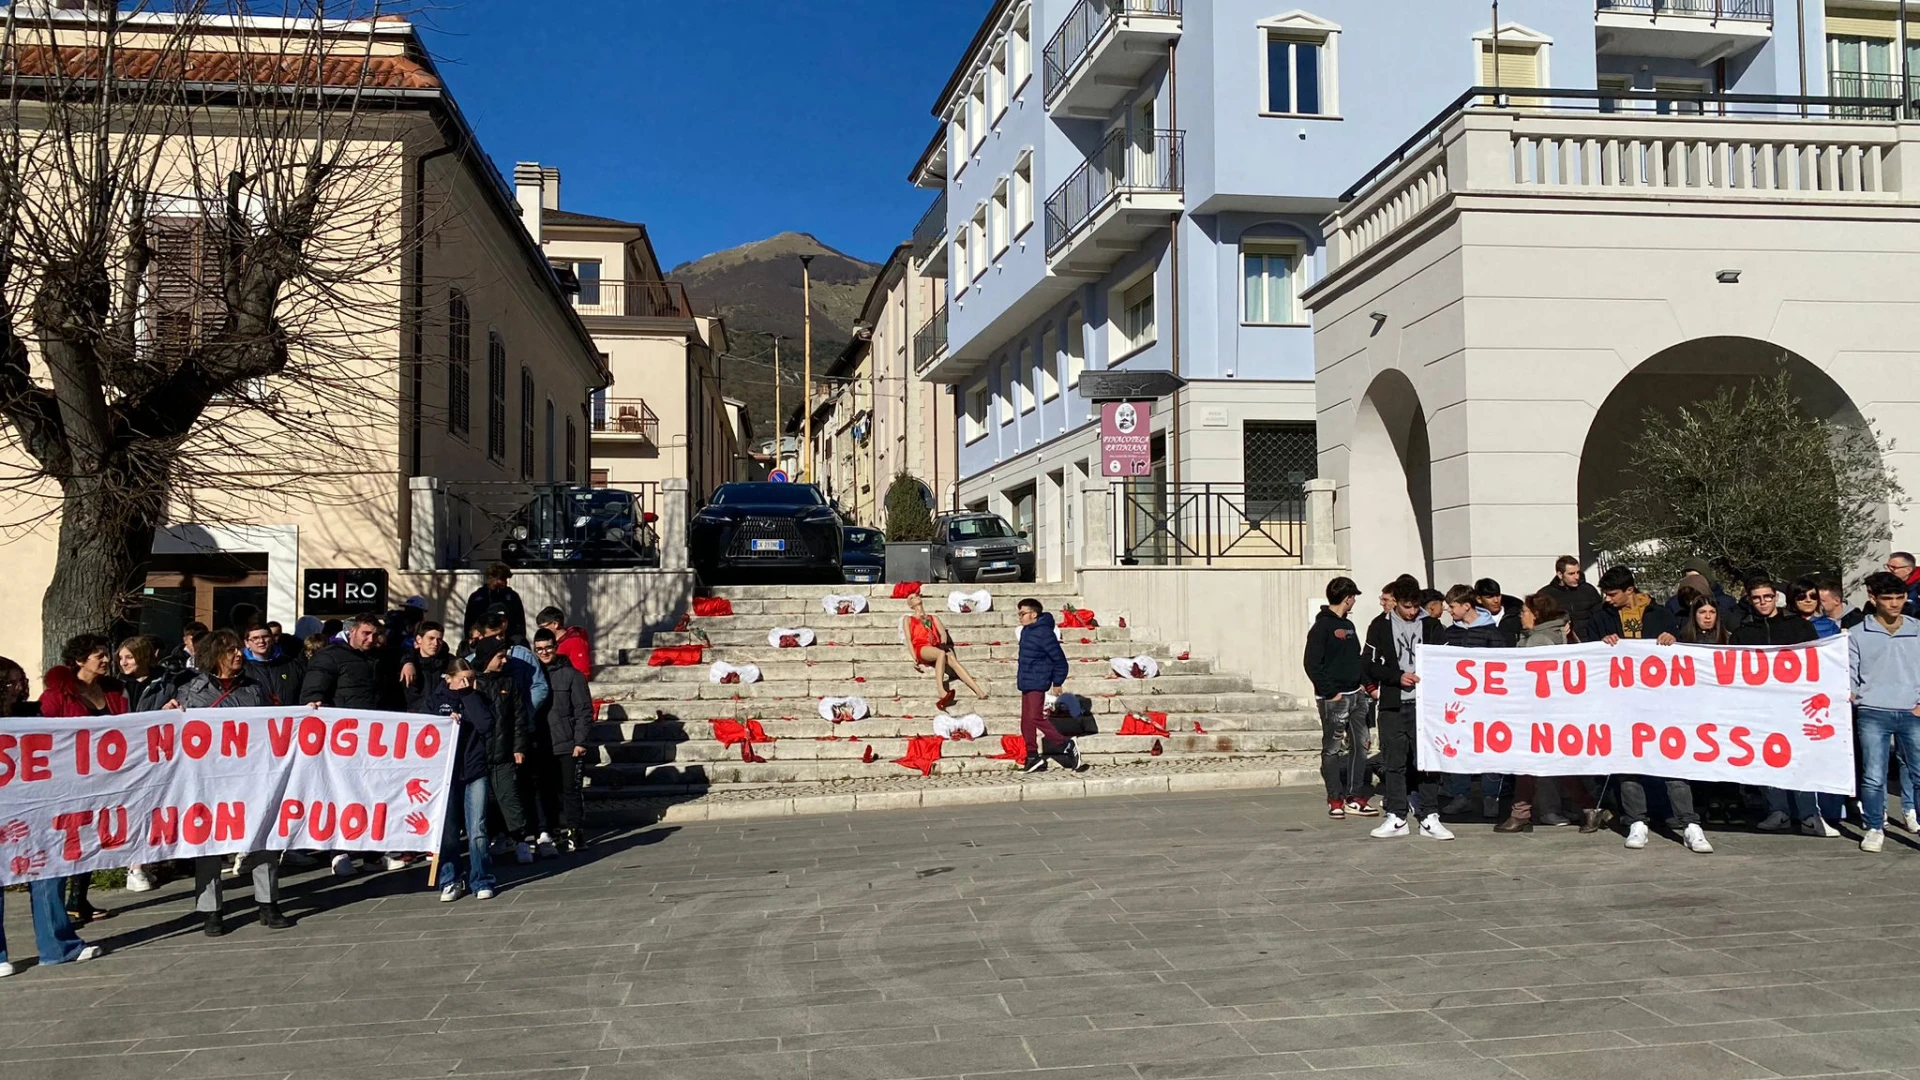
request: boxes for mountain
[670,232,880,437]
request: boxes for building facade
[515,163,735,501]
[1308,2,1920,593]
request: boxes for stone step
[686,610,1039,629]
[631,641,1165,664]
[600,658,1217,685]
[704,583,1081,601]
[591,710,1313,743]
[597,690,1300,721]
[677,598,1107,618]
[582,742,1309,787]
[649,626,1138,648]
[592,728,1318,765]
[594,673,1256,704]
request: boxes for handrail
[1596,0,1772,21]
[1043,0,1181,105]
[1044,128,1184,256]
[569,279,698,319]
[913,304,948,372]
[590,398,659,443]
[910,191,947,262]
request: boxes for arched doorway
[1577,336,1887,584]
[1349,369,1433,590]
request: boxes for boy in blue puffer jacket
[1015,598,1079,774]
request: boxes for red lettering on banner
[1483,662,1508,696]
[0,734,15,786]
[372,801,388,841]
[1526,660,1557,699]
[147,724,175,763]
[341,803,368,840]
[53,810,91,859]
[215,802,244,841]
[1588,724,1611,756]
[1487,722,1512,752]
[1728,727,1755,767]
[330,718,359,757]
[1775,650,1802,683]
[182,720,213,759]
[1473,721,1485,753]
[277,799,303,838]
[1742,651,1769,686]
[1565,661,1588,695]
[1713,649,1737,685]
[149,807,178,845]
[183,803,213,844]
[1694,724,1721,762]
[268,717,295,756]
[1807,645,1820,681]
[308,801,336,841]
[1632,722,1656,756]
[1559,725,1584,756]
[416,724,441,759]
[1671,654,1696,687]
[1610,657,1636,688]
[1641,657,1668,689]
[367,721,391,757]
[1455,659,1478,695]
[21,733,50,782]
[1531,723,1554,753]
[97,729,127,772]
[75,729,91,776]
[1660,726,1686,760]
[221,721,249,759]
[394,721,410,760]
[298,716,326,756]
[1763,733,1792,768]
[97,807,129,850]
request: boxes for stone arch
[1576,335,1886,582]
[1350,368,1433,590]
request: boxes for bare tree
[0,0,418,667]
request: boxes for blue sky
[418,0,990,270]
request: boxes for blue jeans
[1856,706,1920,830]
[0,878,87,966]
[438,775,494,893]
[1765,787,1847,823]
[1445,772,1504,801]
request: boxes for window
[989,45,1007,121]
[1475,25,1551,106]
[1011,9,1031,90]
[1261,14,1340,116]
[1243,241,1305,325]
[545,398,556,482]
[952,114,968,175]
[971,204,989,280]
[1065,309,1085,386]
[1243,422,1317,522]
[991,180,1010,257]
[953,226,970,288]
[965,381,988,443]
[1012,153,1033,239]
[1016,342,1035,413]
[447,289,471,437]
[147,216,220,364]
[1117,274,1155,356]
[996,359,1014,424]
[968,81,987,150]
[520,366,536,478]
[591,387,608,430]
[556,259,601,306]
[1829,34,1897,97]
[486,331,507,461]
[1040,327,1059,401]
[590,468,610,489]
[565,415,577,481]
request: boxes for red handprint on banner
[0,819,28,844]
[1444,702,1466,725]
[405,779,431,804]
[404,812,431,836]
[1802,722,1837,742]
[1802,693,1832,722]
[9,850,47,877]
[1431,735,1459,759]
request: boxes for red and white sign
[0,708,457,885]
[1416,638,1854,794]
[1100,400,1153,478]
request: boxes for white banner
[1415,637,1854,794]
[0,708,457,885]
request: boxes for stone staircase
[581,583,1321,814]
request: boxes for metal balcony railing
[1831,72,1920,117]
[1044,0,1181,104]
[1044,128,1184,256]
[590,397,659,444]
[913,304,948,373]
[568,280,697,319]
[910,191,947,263]
[1595,0,1772,20]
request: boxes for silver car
[929,512,1035,583]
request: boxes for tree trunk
[38,473,161,675]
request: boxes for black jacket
[420,683,495,784]
[540,655,594,755]
[1584,596,1675,643]
[1540,578,1604,633]
[464,585,528,646]
[175,672,274,710]
[403,648,454,713]
[1731,609,1819,647]
[1303,606,1366,698]
[298,641,383,709]
[134,669,190,713]
[1363,611,1446,711]
[476,669,529,766]
[1489,595,1524,645]
[243,650,306,707]
[1444,617,1510,649]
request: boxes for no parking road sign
[768,469,790,483]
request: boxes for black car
[841,526,886,585]
[929,511,1034,583]
[691,482,843,584]
[502,485,659,568]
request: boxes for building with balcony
[513,163,735,499]
[1310,2,1920,592]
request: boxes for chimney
[540,166,561,211]
[513,162,544,248]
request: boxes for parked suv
[501,485,659,568]
[929,512,1034,583]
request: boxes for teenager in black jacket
[532,629,593,852]
[471,639,532,866]
[1303,577,1373,818]
[1363,580,1453,840]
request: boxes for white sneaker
[439,880,466,903]
[513,842,533,865]
[1369,815,1409,838]
[1482,796,1500,819]
[1419,814,1456,841]
[535,832,559,858]
[1625,822,1650,849]
[1905,809,1919,833]
[474,887,496,900]
[124,866,155,893]
[330,854,357,877]
[74,945,101,963]
[1803,815,1841,838]
[1756,811,1792,832]
[1862,828,1886,853]
[1683,823,1714,853]
[0,961,14,978]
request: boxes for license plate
[751,539,786,552]
[989,561,1013,569]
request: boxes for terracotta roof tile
[6,44,440,91]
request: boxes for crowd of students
[1305,554,1920,855]
[0,563,598,976]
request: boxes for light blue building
[907,0,1844,580]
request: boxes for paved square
[2,788,1918,1080]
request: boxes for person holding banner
[41,634,128,927]
[423,657,499,901]
[1499,593,1601,834]
[1612,589,1713,853]
[1442,584,1510,819]
[0,655,103,975]
[1849,572,1920,854]
[1363,580,1452,839]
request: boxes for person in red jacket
[41,634,129,926]
[535,606,592,681]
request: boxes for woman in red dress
[901,592,987,706]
